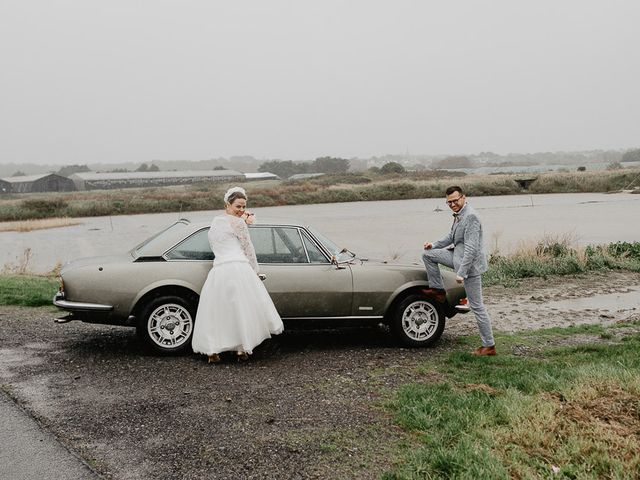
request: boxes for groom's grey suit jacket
[431,203,488,278]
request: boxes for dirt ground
[1,269,639,479]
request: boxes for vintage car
[54,218,467,354]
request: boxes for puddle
[544,289,640,312]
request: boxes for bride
[192,186,283,363]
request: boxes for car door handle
[258,273,267,281]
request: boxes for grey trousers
[422,248,495,347]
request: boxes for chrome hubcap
[148,304,193,348]
[402,301,438,341]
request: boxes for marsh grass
[385,324,640,479]
[484,235,640,286]
[1,168,638,222]
[0,217,82,232]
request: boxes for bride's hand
[243,212,255,225]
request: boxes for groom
[422,186,496,356]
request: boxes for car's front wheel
[137,295,195,354]
[392,294,445,347]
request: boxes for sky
[1,0,639,165]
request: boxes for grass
[484,237,640,286]
[384,323,640,479]
[0,168,638,222]
[0,274,59,306]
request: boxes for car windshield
[133,220,191,257]
[308,227,355,262]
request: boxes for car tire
[392,294,445,347]
[137,295,196,354]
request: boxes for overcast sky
[1,1,639,165]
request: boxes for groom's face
[446,192,465,213]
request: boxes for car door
[249,226,353,318]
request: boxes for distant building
[244,172,280,181]
[70,170,244,190]
[288,173,325,181]
[0,178,10,194]
[0,173,77,193]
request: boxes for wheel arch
[131,284,200,319]
[383,283,430,322]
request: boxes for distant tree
[109,168,130,173]
[577,166,587,172]
[57,164,90,177]
[606,161,623,170]
[380,162,406,174]
[311,156,350,174]
[432,156,475,169]
[213,166,226,171]
[258,160,309,178]
[148,164,160,171]
[136,163,149,172]
[11,171,26,176]
[368,166,381,173]
[621,148,640,162]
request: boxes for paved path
[0,392,101,480]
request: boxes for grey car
[54,218,467,354]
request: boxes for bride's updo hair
[224,186,247,205]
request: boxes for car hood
[61,254,133,273]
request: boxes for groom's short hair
[445,186,464,196]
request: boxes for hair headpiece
[223,186,247,204]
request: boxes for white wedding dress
[192,214,283,355]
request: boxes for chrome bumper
[53,292,113,312]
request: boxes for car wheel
[393,294,445,347]
[137,295,195,354]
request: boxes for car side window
[301,231,330,263]
[250,227,307,263]
[165,229,214,261]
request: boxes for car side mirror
[331,255,347,270]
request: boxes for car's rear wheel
[137,295,195,354]
[392,294,445,347]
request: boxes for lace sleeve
[229,216,259,272]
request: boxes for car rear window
[165,228,214,261]
[134,221,190,257]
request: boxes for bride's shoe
[207,353,220,364]
[237,351,249,362]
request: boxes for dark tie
[451,213,459,231]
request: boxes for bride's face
[226,198,247,217]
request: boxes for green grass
[0,275,59,306]
[384,325,640,479]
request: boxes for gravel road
[1,269,639,479]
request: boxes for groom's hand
[455,275,464,283]
[424,242,433,250]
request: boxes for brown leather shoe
[472,346,496,356]
[422,288,447,303]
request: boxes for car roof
[185,216,309,229]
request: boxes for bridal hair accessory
[223,186,247,204]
